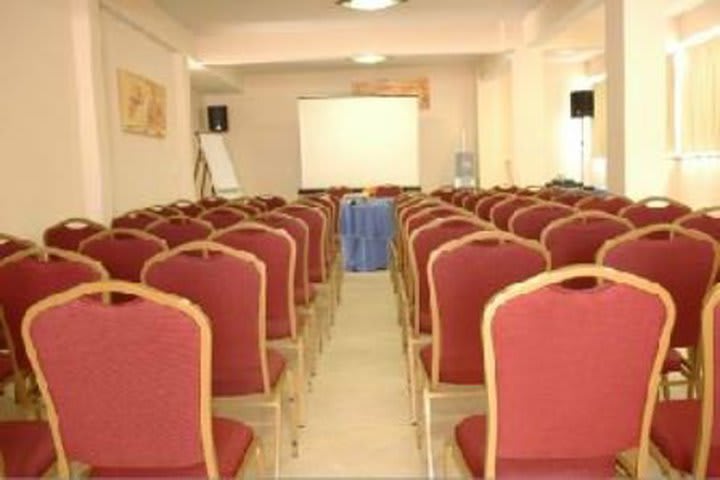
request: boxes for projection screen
[298,96,419,189]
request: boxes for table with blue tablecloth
[340,197,395,271]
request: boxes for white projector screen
[298,96,419,189]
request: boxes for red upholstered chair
[211,224,310,428]
[598,225,719,399]
[552,189,590,206]
[227,201,261,217]
[406,216,491,423]
[391,196,430,299]
[374,184,404,198]
[0,234,35,260]
[0,421,55,477]
[43,218,105,252]
[420,231,549,475]
[516,186,544,197]
[430,186,455,203]
[197,195,228,209]
[279,204,336,328]
[534,188,561,201]
[619,196,691,228]
[111,209,163,230]
[461,191,491,213]
[246,197,270,213]
[491,185,519,194]
[541,211,634,282]
[576,194,633,214]
[488,196,541,231]
[257,194,287,210]
[676,206,720,242]
[0,248,106,406]
[22,280,262,478]
[650,283,720,477]
[198,206,248,230]
[145,205,183,218]
[146,216,213,248]
[169,199,204,217]
[508,202,576,240]
[474,193,512,221]
[450,189,475,207]
[446,265,674,479]
[326,186,353,200]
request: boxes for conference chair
[374,184,404,198]
[598,225,719,400]
[169,198,204,217]
[534,187,562,201]
[450,189,475,208]
[145,216,213,248]
[197,195,229,209]
[676,206,720,241]
[576,194,634,214]
[245,197,271,213]
[111,209,163,230]
[0,233,35,260]
[0,247,107,407]
[552,189,590,206]
[326,186,353,199]
[79,229,166,302]
[430,186,455,203]
[390,196,429,297]
[488,195,541,231]
[445,265,674,479]
[516,185,544,197]
[0,421,55,477]
[198,206,248,230]
[406,216,492,424]
[257,194,287,210]
[491,185,520,194]
[474,193,512,221]
[43,217,105,252]
[227,201,262,217]
[22,280,263,479]
[461,191,491,213]
[145,204,183,218]
[420,231,549,476]
[508,202,576,240]
[619,196,692,228]
[650,283,720,477]
[279,204,336,330]
[211,223,310,428]
[299,196,342,302]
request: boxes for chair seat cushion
[0,421,55,477]
[213,349,286,396]
[91,417,254,477]
[662,349,686,374]
[650,400,701,474]
[419,345,484,385]
[455,415,617,478]
[267,315,306,340]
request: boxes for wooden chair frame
[0,233,35,259]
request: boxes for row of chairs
[0,193,345,477]
[393,186,720,478]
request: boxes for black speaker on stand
[207,105,228,132]
[570,90,594,186]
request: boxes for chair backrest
[430,186,455,203]
[245,197,269,213]
[280,204,328,283]
[675,207,720,242]
[111,210,163,230]
[619,196,691,228]
[256,195,287,210]
[212,223,297,339]
[227,202,261,217]
[697,284,720,476]
[482,265,674,478]
[79,229,167,284]
[428,231,548,387]
[198,206,248,230]
[146,205,183,218]
[408,216,491,335]
[374,185,403,198]
[258,212,310,306]
[142,242,269,396]
[576,194,633,214]
[0,234,34,260]
[146,217,213,248]
[489,196,540,231]
[404,206,466,244]
[475,193,512,221]
[491,185,519,194]
[22,280,219,477]
[508,202,576,240]
[534,188,560,201]
[552,189,589,206]
[598,224,719,348]
[450,189,475,207]
[461,191,491,212]
[197,196,228,209]
[0,248,107,371]
[43,218,106,252]
[516,186,544,197]
[301,196,337,237]
[169,199,204,218]
[541,211,634,270]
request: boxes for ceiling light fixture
[351,53,387,64]
[337,0,407,12]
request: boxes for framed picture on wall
[117,69,167,138]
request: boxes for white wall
[476,60,512,188]
[202,63,478,198]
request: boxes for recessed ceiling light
[351,53,388,64]
[337,0,407,12]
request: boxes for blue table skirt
[340,198,395,272]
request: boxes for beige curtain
[592,80,607,158]
[682,36,720,152]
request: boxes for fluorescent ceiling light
[187,57,206,71]
[337,0,407,12]
[351,53,387,64]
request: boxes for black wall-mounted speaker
[570,90,594,118]
[207,105,228,132]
